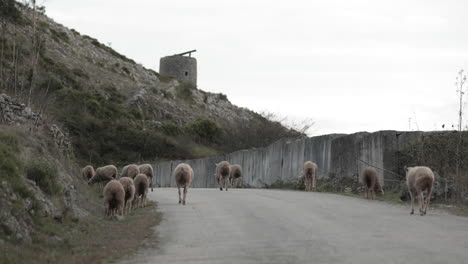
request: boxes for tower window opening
[184,71,188,76]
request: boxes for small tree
[455,69,467,200]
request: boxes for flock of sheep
[81,159,435,217]
[81,164,154,217]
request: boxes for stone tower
[159,50,197,85]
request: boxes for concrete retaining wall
[152,130,431,188]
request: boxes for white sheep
[303,161,318,191]
[138,164,154,192]
[216,161,230,191]
[121,164,139,179]
[406,166,435,216]
[174,163,194,205]
[229,164,243,188]
[88,165,118,185]
[133,173,149,208]
[118,177,135,214]
[103,179,125,217]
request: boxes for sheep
[121,164,139,179]
[81,165,95,182]
[303,161,318,191]
[88,165,118,185]
[405,166,435,216]
[138,164,154,192]
[174,163,193,205]
[216,161,231,191]
[103,179,125,217]
[229,164,243,188]
[362,167,384,199]
[133,173,149,209]
[118,177,135,214]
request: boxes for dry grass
[0,201,161,264]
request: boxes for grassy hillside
[0,1,302,167]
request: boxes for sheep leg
[409,190,415,214]
[225,177,229,191]
[417,191,424,216]
[182,186,187,205]
[178,187,182,204]
[424,187,433,215]
[119,203,124,216]
[312,175,316,190]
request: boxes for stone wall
[152,130,436,188]
[0,93,71,152]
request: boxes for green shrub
[49,28,70,43]
[161,122,182,136]
[218,93,228,101]
[26,159,61,195]
[0,0,21,23]
[186,118,222,144]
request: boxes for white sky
[43,0,468,135]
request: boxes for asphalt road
[117,188,468,264]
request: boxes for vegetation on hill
[0,0,302,167]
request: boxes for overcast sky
[44,0,468,135]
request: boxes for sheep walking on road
[139,164,154,192]
[216,161,231,191]
[133,174,149,208]
[362,167,384,199]
[174,163,194,205]
[405,166,435,216]
[118,177,135,214]
[103,180,125,217]
[303,161,318,191]
[229,164,243,188]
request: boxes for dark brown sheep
[103,180,125,217]
[303,161,318,191]
[406,166,435,216]
[133,173,149,208]
[174,163,193,205]
[88,165,118,185]
[121,164,139,179]
[118,177,135,214]
[138,164,154,192]
[362,167,384,199]
[229,164,243,188]
[81,165,94,182]
[216,161,230,191]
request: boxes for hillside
[0,2,301,166]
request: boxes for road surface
[117,188,468,264]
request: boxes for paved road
[117,188,468,264]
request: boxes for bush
[186,119,222,144]
[26,159,61,195]
[49,28,70,44]
[218,93,228,101]
[161,122,182,136]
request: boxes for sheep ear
[403,166,408,172]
